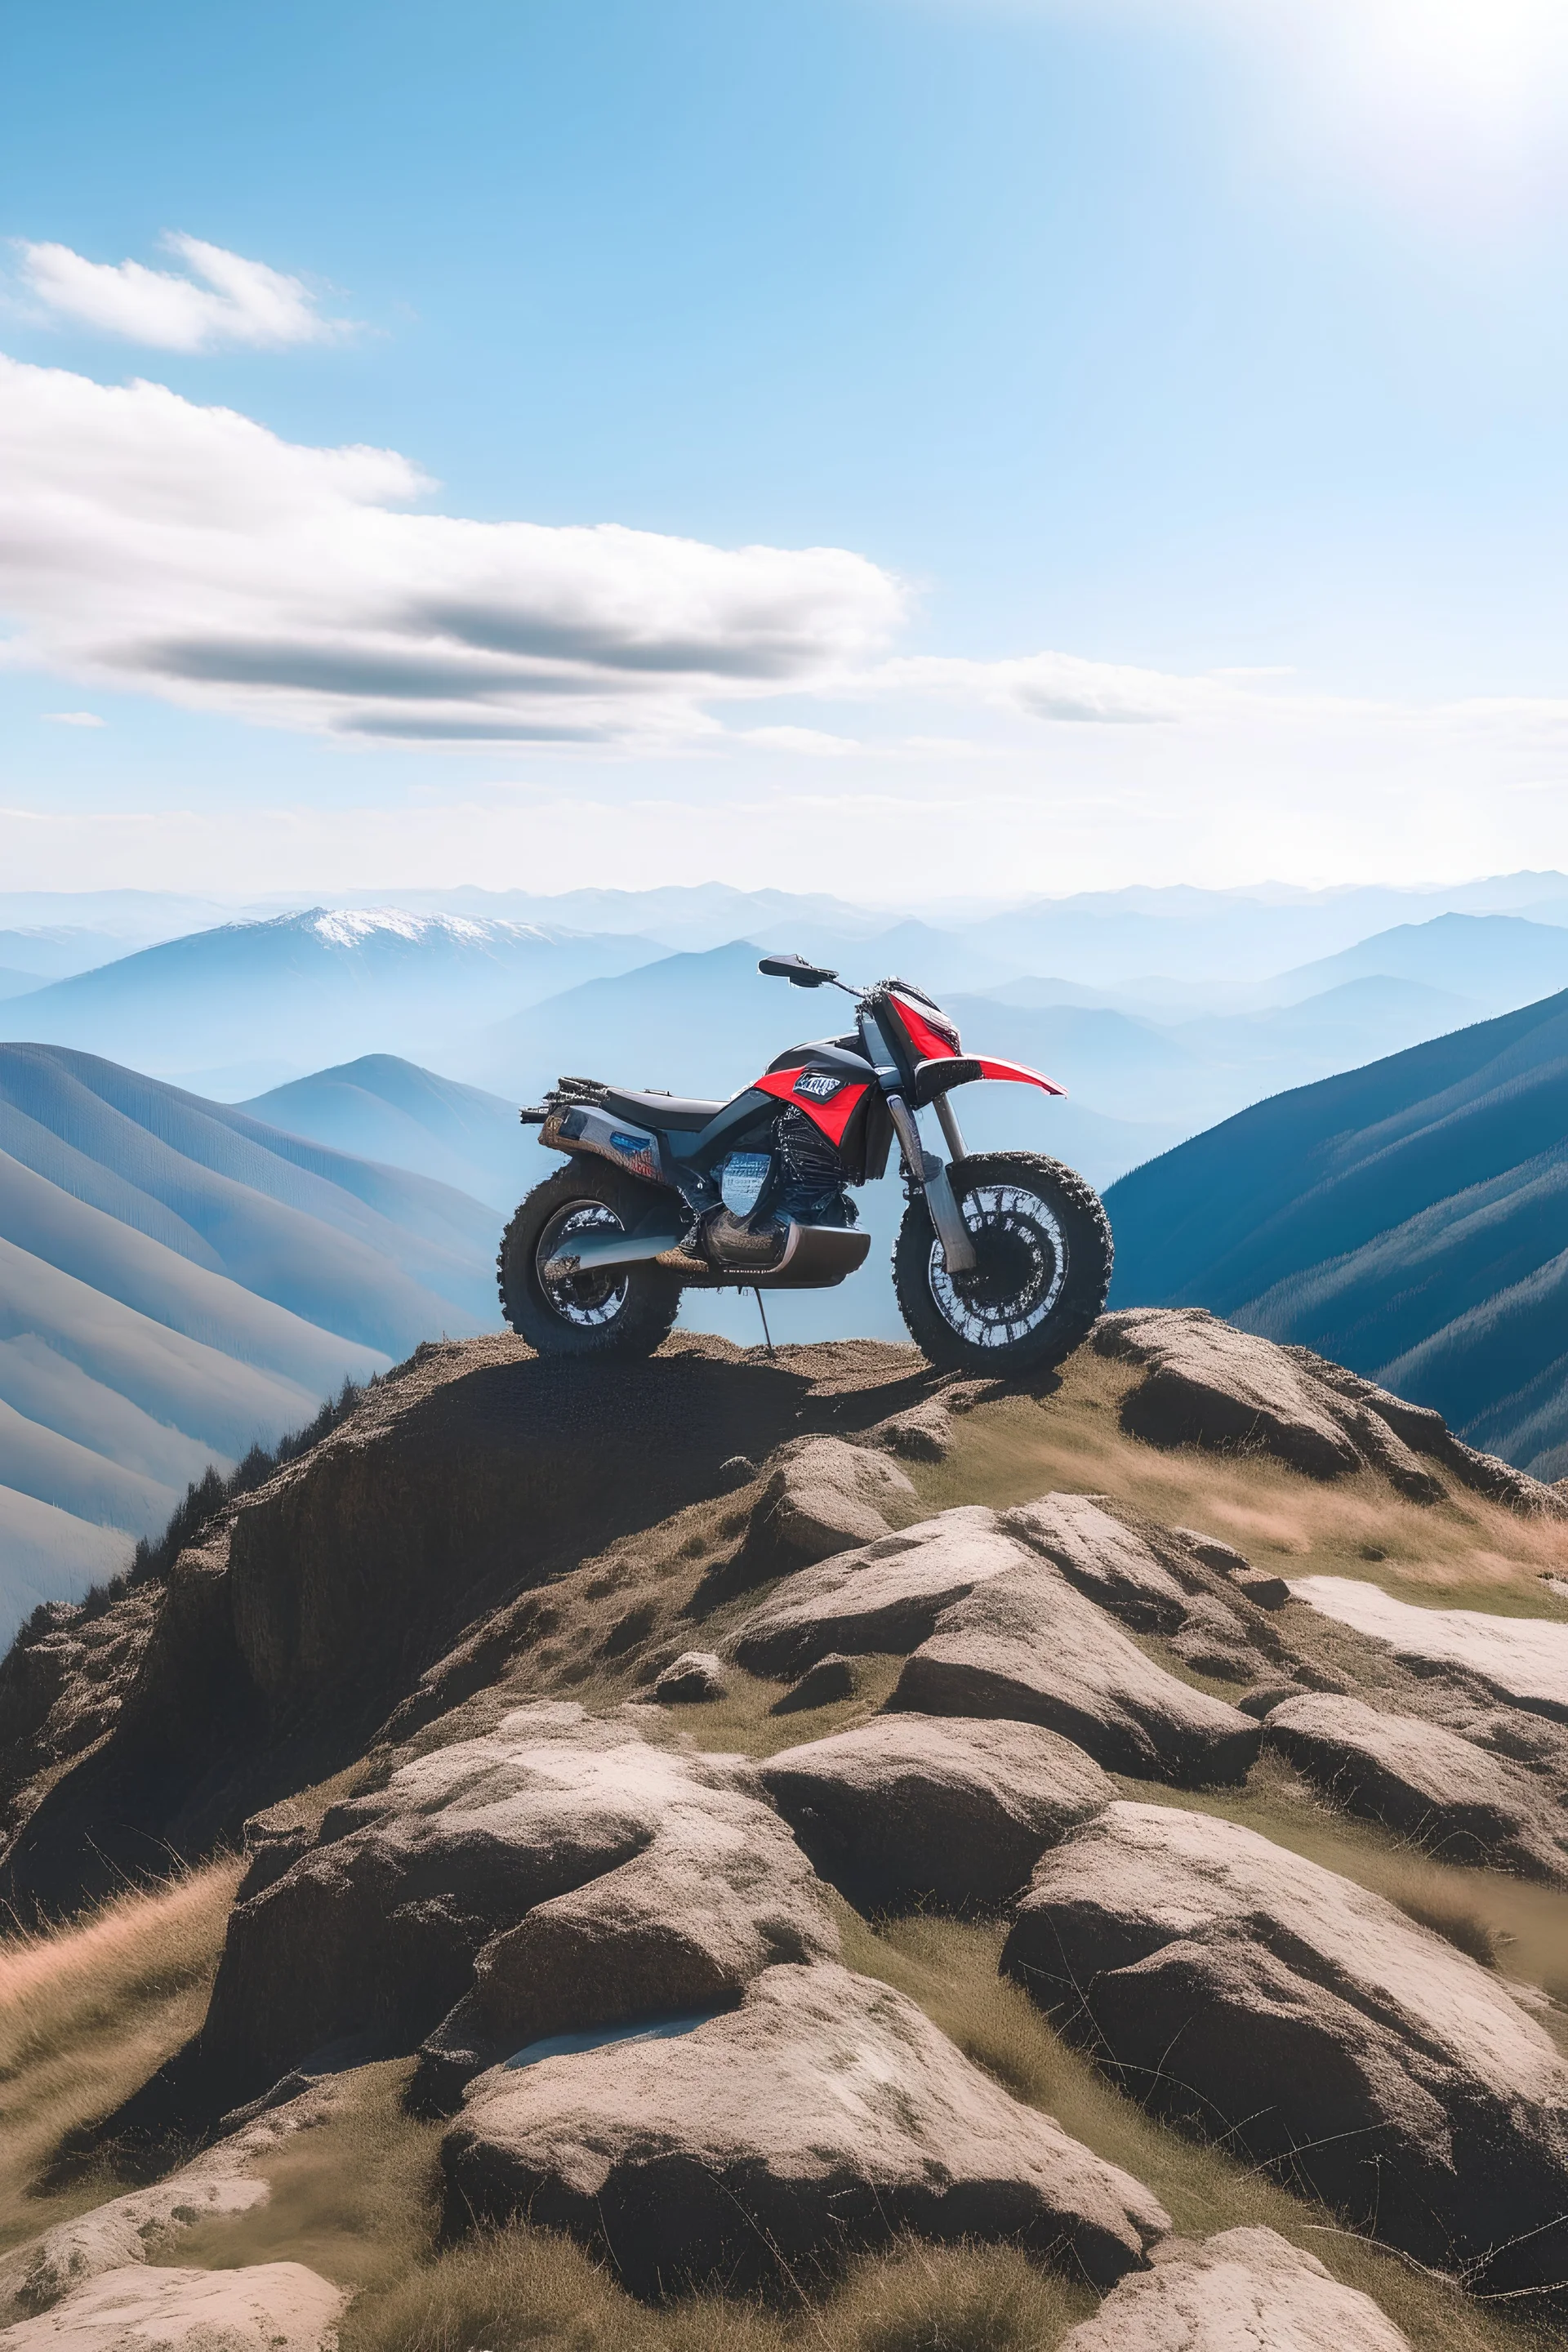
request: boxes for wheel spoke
[927,1181,1067,1347]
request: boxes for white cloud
[15,234,347,352]
[0,354,906,746]
[42,710,105,727]
[878,648,1215,724]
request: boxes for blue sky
[4,0,1568,900]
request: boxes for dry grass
[0,1858,243,2257]
[908,1355,1568,1613]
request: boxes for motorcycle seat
[598,1085,726,1133]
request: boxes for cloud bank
[0,354,908,745]
[15,234,347,352]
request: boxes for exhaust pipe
[541,1220,686,1281]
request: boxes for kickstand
[752,1288,777,1358]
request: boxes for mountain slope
[1103,988,1568,1477]
[241,1056,529,1214]
[0,909,660,1092]
[1268,914,1568,1011]
[0,1046,504,1634]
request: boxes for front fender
[973,1054,1067,1096]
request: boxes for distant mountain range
[0,1045,501,1634]
[0,909,659,1095]
[1104,989,1568,1480]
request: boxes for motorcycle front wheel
[893,1150,1112,1377]
[497,1161,682,1361]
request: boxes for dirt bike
[499,955,1112,1374]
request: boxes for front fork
[885,1092,978,1275]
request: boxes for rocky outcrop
[760,1714,1112,1910]
[731,1509,1019,1679]
[746,1436,917,1565]
[6,2084,342,2314]
[892,1565,1261,1784]
[0,1334,947,1913]
[1004,1801,1568,2291]
[1001,1494,1193,1633]
[1263,1692,1568,1880]
[0,2264,344,2351]
[441,1962,1169,2296]
[1058,2225,1414,2351]
[1096,1310,1568,1515]
[1290,1577,1568,1724]
[198,1703,837,2114]
[650,1650,725,1703]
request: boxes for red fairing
[973,1054,1067,1096]
[890,997,962,1062]
[754,1067,871,1145]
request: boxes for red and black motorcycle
[499,955,1111,1375]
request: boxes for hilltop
[2,1311,1566,2350]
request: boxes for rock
[1170,1529,1254,1578]
[1234,1570,1290,1609]
[768,1653,862,1713]
[1298,1351,1568,1518]
[651,1650,726,1703]
[871,1401,954,1461]
[1263,1693,1568,1881]
[198,1702,837,2112]
[1002,1494,1192,1634]
[752,1437,917,1564]
[731,1509,1017,1678]
[719,1454,759,1486]
[1236,1682,1305,1720]
[1003,1801,1568,2290]
[760,1714,1112,1910]
[441,1961,1169,2296]
[1095,1310,1367,1479]
[1058,2225,1414,2351]
[1290,1577,1568,1723]
[11,2085,341,2311]
[891,1564,1261,1785]
[0,2263,344,2351]
[1165,1595,1260,1684]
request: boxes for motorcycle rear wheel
[893,1150,1111,1377]
[497,1161,682,1361]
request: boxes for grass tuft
[0,1860,242,2261]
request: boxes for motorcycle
[499,955,1112,1375]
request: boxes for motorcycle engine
[699,1108,857,1272]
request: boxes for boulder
[760,1714,1112,1910]
[199,1702,836,2111]
[769,1653,862,1713]
[1234,1570,1290,1610]
[441,1961,1169,2296]
[871,1401,954,1461]
[1165,1595,1260,1684]
[0,2264,343,2351]
[1095,1311,1368,1479]
[1290,1577,1568,1724]
[651,1650,726,1703]
[1263,1693,1568,1881]
[1058,2225,1413,2351]
[1003,1801,1568,2290]
[891,1565,1261,1785]
[731,1509,1017,1679]
[1001,1495,1192,1634]
[752,1437,917,1564]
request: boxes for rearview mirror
[758,953,837,989]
